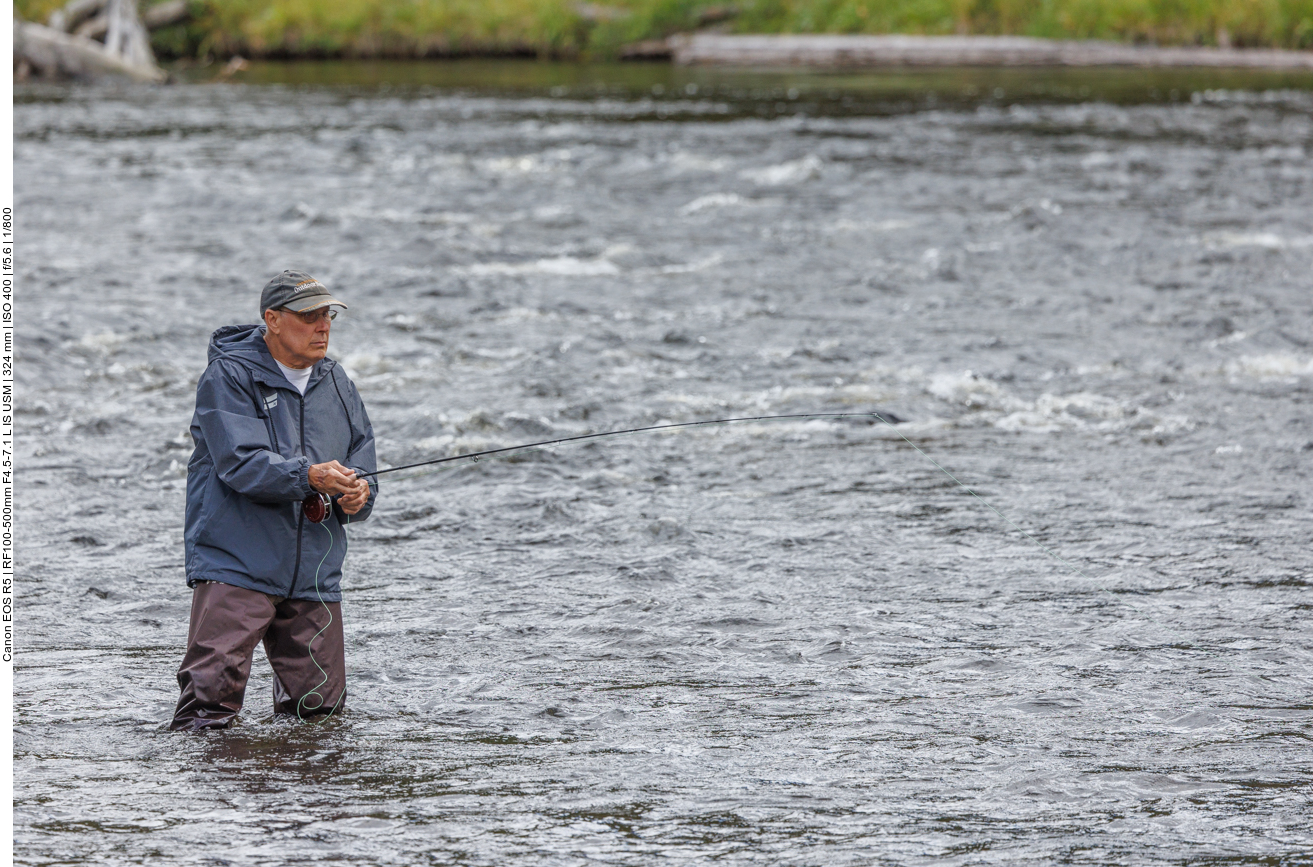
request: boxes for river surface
[14,63,1313,865]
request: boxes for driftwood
[66,0,187,41]
[16,0,181,81]
[669,34,1313,69]
[75,16,108,40]
[103,0,155,67]
[46,0,105,33]
[14,18,166,81]
[48,0,187,32]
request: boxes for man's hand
[308,460,359,496]
[337,479,371,516]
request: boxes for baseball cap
[260,270,349,315]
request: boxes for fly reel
[302,491,333,524]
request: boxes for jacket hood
[207,323,334,388]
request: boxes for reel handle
[302,491,333,524]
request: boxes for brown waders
[170,580,346,731]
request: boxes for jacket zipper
[292,390,305,589]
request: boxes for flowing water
[14,62,1313,864]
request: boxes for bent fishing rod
[299,410,1090,580]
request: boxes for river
[14,61,1313,864]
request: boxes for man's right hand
[308,460,359,496]
[336,479,371,515]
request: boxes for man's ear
[264,308,280,334]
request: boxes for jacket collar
[209,324,335,394]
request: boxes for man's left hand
[337,479,371,515]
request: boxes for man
[171,270,377,731]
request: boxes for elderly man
[171,270,377,730]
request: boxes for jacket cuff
[295,458,312,499]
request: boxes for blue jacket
[185,324,377,601]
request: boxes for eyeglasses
[282,307,337,324]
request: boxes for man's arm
[193,362,313,503]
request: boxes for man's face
[265,306,334,367]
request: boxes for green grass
[16,0,1313,58]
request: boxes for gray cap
[260,270,349,315]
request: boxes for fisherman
[170,270,377,731]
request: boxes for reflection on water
[14,63,1313,864]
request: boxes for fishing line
[296,516,347,724]
[348,410,1091,580]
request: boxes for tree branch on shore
[14,0,189,82]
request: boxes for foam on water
[1226,353,1313,378]
[463,256,621,276]
[739,154,824,185]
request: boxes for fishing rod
[369,411,898,479]
[299,410,1090,581]
[301,412,887,522]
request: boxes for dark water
[15,63,1313,864]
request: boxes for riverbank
[144,59,1313,106]
[15,0,1313,61]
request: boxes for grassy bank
[17,0,1313,59]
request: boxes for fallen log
[46,0,104,34]
[670,34,1313,69]
[58,3,188,54]
[103,0,155,68]
[74,15,108,40]
[14,18,166,81]
[50,0,186,34]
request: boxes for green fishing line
[297,515,348,724]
